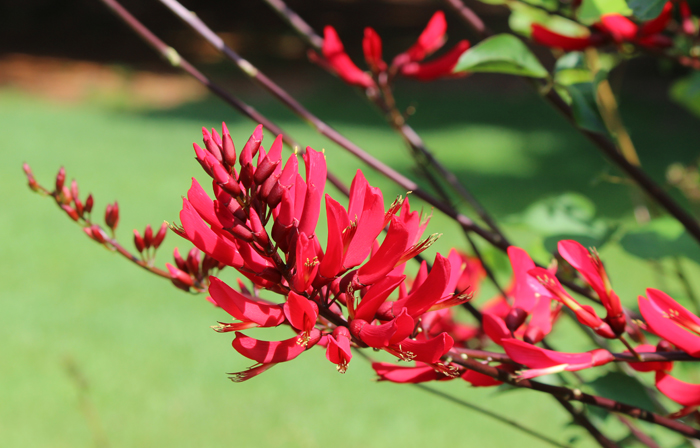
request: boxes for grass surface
[3,70,699,448]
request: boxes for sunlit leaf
[454,34,549,78]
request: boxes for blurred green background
[4,1,700,447]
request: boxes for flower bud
[505,307,528,333]
[153,222,168,249]
[187,248,201,279]
[133,230,145,252]
[222,122,236,167]
[55,166,65,192]
[166,262,194,288]
[61,204,80,221]
[254,135,283,186]
[173,247,188,272]
[85,194,94,214]
[202,127,223,163]
[105,202,120,230]
[144,224,153,248]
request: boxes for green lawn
[3,70,699,447]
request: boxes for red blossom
[639,288,700,357]
[320,26,375,89]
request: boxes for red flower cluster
[313,11,470,86]
[531,1,688,51]
[175,124,475,380]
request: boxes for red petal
[363,27,387,72]
[322,26,375,88]
[531,24,600,51]
[180,199,244,268]
[462,367,503,387]
[393,332,454,364]
[283,291,319,333]
[503,338,613,369]
[232,329,321,364]
[508,246,546,312]
[482,313,510,346]
[344,185,385,268]
[400,253,451,318]
[400,40,470,81]
[599,14,639,42]
[373,362,452,383]
[317,195,349,280]
[639,292,700,357]
[627,344,673,372]
[656,371,700,407]
[405,11,447,62]
[209,277,285,327]
[351,309,414,348]
[357,215,410,285]
[354,274,406,322]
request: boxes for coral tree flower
[503,338,614,379]
[639,288,700,357]
[315,11,470,85]
[531,2,674,51]
[558,240,625,335]
[177,123,467,381]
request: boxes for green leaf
[627,0,667,20]
[522,0,559,11]
[454,34,549,78]
[513,192,610,237]
[587,372,657,413]
[566,82,608,134]
[670,72,700,119]
[577,0,632,25]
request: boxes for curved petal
[655,371,700,407]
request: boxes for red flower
[558,240,625,335]
[326,326,353,373]
[320,26,375,89]
[639,288,700,357]
[503,338,614,379]
[529,267,616,338]
[372,361,455,383]
[655,371,700,407]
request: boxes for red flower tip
[326,326,353,373]
[400,40,470,81]
[405,11,448,63]
[321,26,375,89]
[599,14,639,42]
[531,24,602,51]
[363,27,386,73]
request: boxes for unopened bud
[173,247,188,272]
[70,180,79,202]
[55,166,66,192]
[60,204,80,221]
[144,224,153,248]
[85,194,94,214]
[212,163,241,196]
[202,127,223,163]
[222,122,236,166]
[133,230,145,252]
[105,201,120,230]
[166,262,194,288]
[153,222,168,249]
[187,247,201,278]
[505,308,528,333]
[23,164,39,191]
[248,207,269,247]
[90,225,107,244]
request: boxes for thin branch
[353,349,571,448]
[96,0,349,198]
[443,0,700,248]
[554,397,618,448]
[449,352,700,439]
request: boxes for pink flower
[639,288,700,357]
